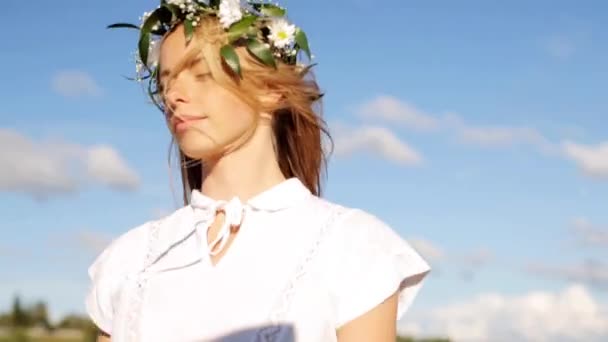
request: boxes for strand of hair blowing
[170,17,332,204]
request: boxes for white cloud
[409,238,444,263]
[562,141,608,179]
[87,146,139,190]
[333,125,423,165]
[0,129,78,196]
[570,217,608,248]
[460,125,546,147]
[0,128,139,198]
[453,247,495,282]
[408,238,493,268]
[444,113,556,154]
[49,230,113,255]
[51,70,102,98]
[526,260,608,290]
[407,238,493,281]
[356,96,558,153]
[400,284,608,341]
[74,230,113,254]
[356,95,439,131]
[457,247,494,269]
[353,96,608,181]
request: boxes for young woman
[87,1,430,341]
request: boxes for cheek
[208,90,256,135]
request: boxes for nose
[164,81,189,112]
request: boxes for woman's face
[158,25,257,161]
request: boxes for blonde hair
[158,16,332,204]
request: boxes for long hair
[157,17,332,205]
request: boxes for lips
[171,114,206,133]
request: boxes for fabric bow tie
[191,196,246,257]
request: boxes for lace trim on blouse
[125,218,164,341]
[256,205,350,342]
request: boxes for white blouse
[85,178,431,342]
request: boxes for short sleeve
[84,222,150,335]
[85,241,119,335]
[324,208,431,328]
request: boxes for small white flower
[268,18,296,49]
[218,0,243,28]
[135,60,144,76]
[140,11,152,27]
[148,39,161,68]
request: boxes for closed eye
[196,73,212,81]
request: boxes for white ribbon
[193,196,245,257]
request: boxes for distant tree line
[0,295,97,341]
[1,295,449,342]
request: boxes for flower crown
[108,0,313,85]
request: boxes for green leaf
[227,15,257,42]
[184,19,194,42]
[157,5,174,24]
[141,9,161,33]
[138,31,151,68]
[161,3,180,21]
[139,8,163,67]
[107,23,140,30]
[260,4,286,17]
[220,45,242,78]
[299,62,317,76]
[246,39,276,69]
[294,29,311,59]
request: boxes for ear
[257,89,283,121]
[258,90,282,108]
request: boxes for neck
[200,121,286,202]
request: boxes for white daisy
[218,0,243,28]
[135,60,144,80]
[268,18,296,49]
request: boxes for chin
[179,144,222,162]
[176,132,221,161]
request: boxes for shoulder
[87,206,190,281]
[316,201,421,263]
[305,197,406,244]
[330,206,413,252]
[85,206,191,333]
[311,199,431,328]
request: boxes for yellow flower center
[277,31,288,40]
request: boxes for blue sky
[1,0,607,340]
